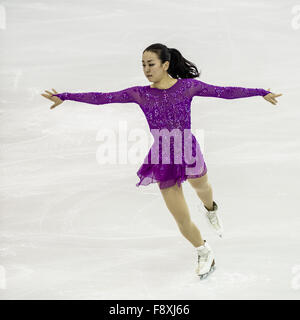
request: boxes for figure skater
[41,43,282,279]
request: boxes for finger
[52,88,58,94]
[266,96,276,104]
[41,93,51,99]
[274,93,282,97]
[268,95,277,102]
[45,90,54,96]
[50,104,58,109]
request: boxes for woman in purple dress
[41,43,282,279]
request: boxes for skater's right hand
[41,88,63,110]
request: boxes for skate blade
[206,219,223,238]
[198,264,216,280]
[199,207,223,238]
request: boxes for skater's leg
[187,173,214,211]
[158,182,205,247]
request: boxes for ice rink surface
[0,0,299,299]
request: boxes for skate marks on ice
[197,267,272,290]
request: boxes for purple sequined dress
[52,78,270,189]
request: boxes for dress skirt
[136,131,207,190]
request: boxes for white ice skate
[195,240,216,279]
[197,200,224,238]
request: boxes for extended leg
[158,182,205,247]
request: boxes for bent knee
[198,181,211,191]
[189,177,211,192]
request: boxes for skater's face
[142,51,169,83]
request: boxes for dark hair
[143,43,201,79]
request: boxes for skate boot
[195,240,216,280]
[197,201,224,238]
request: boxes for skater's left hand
[263,88,282,106]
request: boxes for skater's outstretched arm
[41,86,142,110]
[188,78,278,101]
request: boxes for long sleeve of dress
[189,78,271,99]
[52,86,142,105]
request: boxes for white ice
[0,0,300,300]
